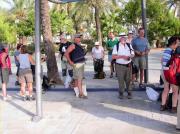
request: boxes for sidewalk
[1,91,178,134]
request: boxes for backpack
[59,41,72,60]
[115,42,133,54]
[115,42,138,74]
[164,46,180,86]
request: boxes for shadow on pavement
[41,91,177,134]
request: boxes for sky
[0,1,54,10]
[0,1,11,10]
[0,0,125,10]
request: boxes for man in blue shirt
[132,28,150,88]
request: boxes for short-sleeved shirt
[162,47,173,70]
[14,50,20,66]
[92,46,104,59]
[132,37,149,52]
[112,43,134,65]
[106,38,119,55]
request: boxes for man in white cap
[92,41,105,79]
[59,33,73,88]
[65,34,87,98]
[112,36,134,99]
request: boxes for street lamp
[141,0,149,83]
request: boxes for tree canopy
[0,0,179,46]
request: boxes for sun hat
[95,42,100,46]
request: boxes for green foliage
[122,0,180,44]
[50,10,74,35]
[15,10,35,36]
[0,14,16,44]
[101,9,126,37]
[148,13,180,42]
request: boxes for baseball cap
[60,34,67,39]
[128,30,133,34]
[74,34,83,38]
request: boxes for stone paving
[1,91,179,134]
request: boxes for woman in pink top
[0,46,11,101]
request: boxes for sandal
[139,83,145,89]
[160,105,166,111]
[79,94,88,99]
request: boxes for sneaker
[160,105,166,111]
[28,95,35,101]
[79,94,88,99]
[110,74,113,78]
[15,81,20,86]
[3,97,7,101]
[139,83,145,89]
[82,95,88,99]
[119,93,124,99]
[3,95,12,101]
[171,107,177,113]
[127,92,132,99]
[23,96,27,101]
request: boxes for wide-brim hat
[95,42,100,46]
[119,32,126,36]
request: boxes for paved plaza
[1,49,179,134]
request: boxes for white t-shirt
[112,43,134,64]
[92,46,104,59]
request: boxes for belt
[116,63,131,67]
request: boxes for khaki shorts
[0,68,9,84]
[133,56,146,70]
[73,63,84,80]
[19,69,33,83]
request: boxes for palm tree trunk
[175,1,180,19]
[40,0,62,84]
[94,6,103,45]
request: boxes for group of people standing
[1,28,179,109]
[1,44,35,101]
[59,28,150,100]
[106,28,150,99]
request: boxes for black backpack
[59,41,72,60]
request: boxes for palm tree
[40,0,62,84]
[166,0,180,18]
[72,0,117,45]
[3,0,34,44]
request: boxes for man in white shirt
[92,42,105,79]
[112,36,134,99]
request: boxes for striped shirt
[162,48,173,70]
